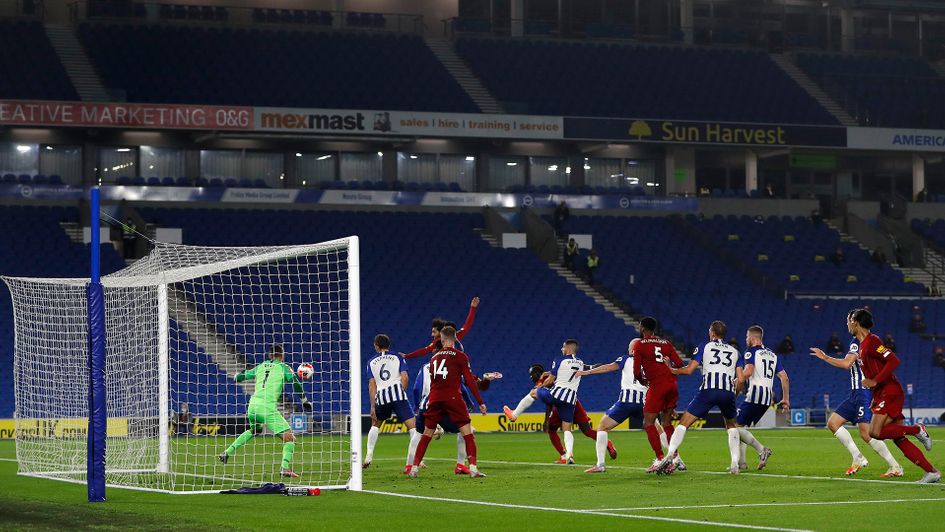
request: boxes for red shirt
[632,336,684,385]
[404,306,477,359]
[427,346,484,405]
[858,332,902,393]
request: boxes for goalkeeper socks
[512,395,535,418]
[463,434,478,466]
[563,430,574,459]
[833,426,864,461]
[281,441,296,470]
[547,429,566,456]
[406,428,420,465]
[879,424,919,440]
[738,427,764,453]
[666,425,686,459]
[868,438,901,469]
[726,428,740,468]
[225,430,254,455]
[894,437,935,473]
[456,433,468,464]
[595,431,608,467]
[366,426,379,461]
[645,425,663,459]
[413,434,432,467]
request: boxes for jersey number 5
[654,346,664,363]
[433,359,449,379]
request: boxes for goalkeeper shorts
[247,404,291,435]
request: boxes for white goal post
[3,236,361,494]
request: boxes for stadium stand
[77,24,479,111]
[0,205,125,417]
[454,38,839,124]
[796,53,945,128]
[0,20,78,101]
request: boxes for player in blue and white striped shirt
[363,334,420,471]
[577,341,679,473]
[531,339,588,463]
[810,310,902,477]
[734,325,788,470]
[656,320,743,475]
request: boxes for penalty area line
[597,497,945,512]
[363,489,812,532]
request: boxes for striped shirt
[615,354,647,404]
[366,352,407,406]
[549,355,586,405]
[848,339,865,391]
[413,362,474,412]
[739,345,782,405]
[693,340,739,392]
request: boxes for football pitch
[1,427,944,531]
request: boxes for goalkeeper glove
[301,398,313,411]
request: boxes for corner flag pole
[87,187,106,502]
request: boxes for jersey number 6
[379,364,391,381]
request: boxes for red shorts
[870,386,905,420]
[424,398,471,430]
[644,380,678,414]
[547,400,590,428]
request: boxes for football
[296,363,314,380]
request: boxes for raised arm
[456,297,479,341]
[285,365,311,409]
[402,341,436,360]
[809,348,857,369]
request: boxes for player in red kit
[844,309,939,483]
[633,317,686,473]
[402,297,479,359]
[409,326,487,478]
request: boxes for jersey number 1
[433,359,449,379]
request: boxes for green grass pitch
[1,427,944,531]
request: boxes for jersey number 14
[433,359,449,379]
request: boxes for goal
[3,237,362,494]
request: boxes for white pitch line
[363,489,813,532]
[597,497,945,512]
[401,457,931,487]
[0,458,17,462]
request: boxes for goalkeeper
[218,344,312,478]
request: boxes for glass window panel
[0,143,39,176]
[340,152,383,182]
[397,153,438,183]
[530,156,569,187]
[488,155,526,191]
[438,154,476,192]
[140,146,186,179]
[99,147,136,182]
[296,153,336,187]
[39,145,82,185]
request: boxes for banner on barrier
[847,127,945,152]
[1,418,128,439]
[564,117,847,147]
[0,100,252,130]
[361,412,727,433]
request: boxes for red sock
[463,433,477,466]
[879,424,919,440]
[413,434,432,467]
[662,424,675,450]
[894,437,935,473]
[548,429,565,455]
[645,425,663,459]
[582,427,598,440]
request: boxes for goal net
[3,237,361,493]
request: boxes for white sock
[366,426,379,461]
[406,428,420,465]
[564,430,574,459]
[738,427,764,453]
[595,431,608,467]
[739,442,747,466]
[666,425,687,458]
[659,431,669,451]
[727,428,741,468]
[834,426,864,461]
[456,433,467,464]
[868,438,901,469]
[512,394,535,417]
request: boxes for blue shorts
[605,401,644,426]
[537,387,575,423]
[834,389,873,424]
[737,401,770,427]
[686,389,737,420]
[417,409,460,433]
[375,399,414,423]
